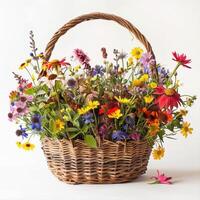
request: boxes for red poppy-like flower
[172,52,191,68]
[154,85,182,110]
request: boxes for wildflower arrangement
[8,31,196,160]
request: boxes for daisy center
[164,88,175,96]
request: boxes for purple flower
[112,130,128,141]
[129,132,141,141]
[67,78,77,88]
[74,49,90,68]
[31,114,42,131]
[16,125,28,139]
[92,65,105,76]
[139,52,155,68]
[157,66,169,84]
[82,113,94,124]
[125,114,135,128]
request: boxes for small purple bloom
[129,132,141,141]
[112,130,128,141]
[82,113,94,124]
[31,114,42,131]
[139,52,155,68]
[92,65,105,76]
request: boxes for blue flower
[31,114,42,131]
[82,113,94,124]
[112,130,128,141]
[92,65,105,76]
[16,125,28,139]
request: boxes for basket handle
[45,12,155,59]
[44,12,158,78]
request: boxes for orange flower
[45,58,70,70]
[159,111,173,124]
[148,122,160,136]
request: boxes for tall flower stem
[169,63,181,79]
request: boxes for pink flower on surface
[74,49,90,68]
[151,170,172,184]
[172,52,191,68]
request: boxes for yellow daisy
[131,47,143,60]
[144,95,154,104]
[22,142,35,151]
[16,141,22,148]
[114,96,133,104]
[77,106,90,115]
[152,146,165,160]
[19,59,31,70]
[87,100,100,110]
[149,82,157,89]
[140,74,149,82]
[54,119,65,131]
[181,122,193,138]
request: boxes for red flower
[154,85,182,110]
[172,52,191,68]
[99,102,119,115]
[106,107,119,115]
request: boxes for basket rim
[41,136,150,148]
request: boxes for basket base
[52,168,148,184]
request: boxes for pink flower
[129,132,141,141]
[172,52,191,68]
[151,170,172,184]
[139,52,155,68]
[74,49,90,68]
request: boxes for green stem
[169,63,181,79]
[25,68,36,86]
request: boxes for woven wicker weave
[42,12,156,184]
[42,137,152,184]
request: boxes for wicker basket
[42,12,156,184]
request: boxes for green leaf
[66,127,79,132]
[49,119,55,133]
[24,88,35,95]
[69,131,81,139]
[81,125,89,133]
[84,135,97,148]
[55,80,62,91]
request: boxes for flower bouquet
[8,13,196,184]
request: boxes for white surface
[0,0,200,199]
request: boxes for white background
[0,0,200,199]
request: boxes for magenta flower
[151,170,172,184]
[139,52,155,68]
[74,49,90,68]
[129,132,141,141]
[172,52,191,68]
